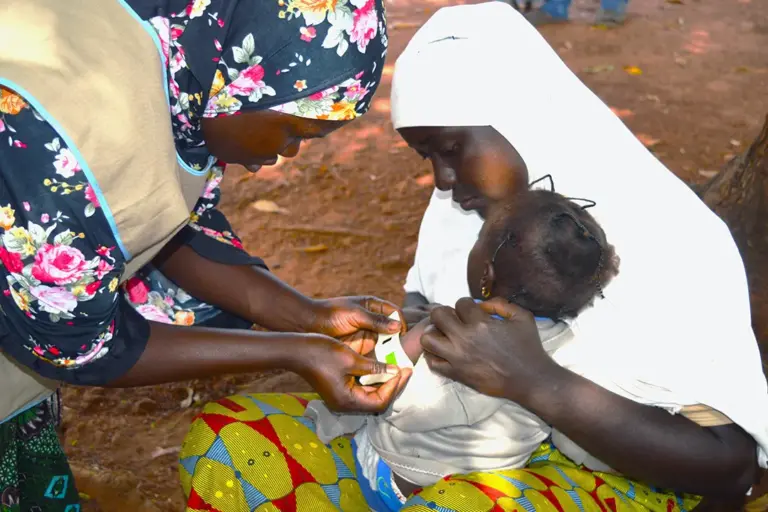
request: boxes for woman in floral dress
[0,0,405,510]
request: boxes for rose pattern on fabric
[0,0,386,374]
[146,0,387,172]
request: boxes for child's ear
[480,261,496,298]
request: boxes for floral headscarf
[140,0,388,167]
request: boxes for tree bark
[698,115,768,367]
[697,116,768,508]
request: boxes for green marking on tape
[385,352,397,366]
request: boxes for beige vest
[0,0,208,422]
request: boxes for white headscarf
[392,2,768,468]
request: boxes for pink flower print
[84,185,100,208]
[309,85,339,101]
[355,71,364,80]
[344,81,369,102]
[170,78,181,99]
[95,259,113,279]
[53,148,81,178]
[185,0,211,19]
[350,0,378,53]
[150,17,171,62]
[41,213,50,224]
[177,113,193,130]
[164,296,175,307]
[0,247,24,274]
[136,304,173,324]
[300,26,317,42]
[96,245,114,259]
[0,119,5,133]
[23,202,30,211]
[30,285,78,314]
[218,18,224,28]
[171,26,184,41]
[85,280,101,296]
[214,39,222,51]
[124,277,150,305]
[31,244,88,285]
[228,64,266,96]
[231,237,243,249]
[202,175,222,199]
[12,140,26,148]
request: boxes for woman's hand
[295,333,412,413]
[310,296,404,338]
[420,297,554,402]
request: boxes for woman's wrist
[503,357,571,417]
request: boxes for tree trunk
[697,116,768,508]
[698,115,768,367]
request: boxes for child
[306,189,620,510]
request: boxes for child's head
[467,190,620,319]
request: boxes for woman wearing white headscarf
[393,1,767,509]
[176,2,765,510]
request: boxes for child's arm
[400,317,431,364]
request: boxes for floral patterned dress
[1,0,387,508]
[0,0,386,384]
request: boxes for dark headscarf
[130,0,387,165]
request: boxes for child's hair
[482,190,620,319]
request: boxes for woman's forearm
[155,243,318,332]
[106,322,307,387]
[525,364,757,497]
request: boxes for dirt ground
[60,0,768,510]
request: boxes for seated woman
[180,3,767,510]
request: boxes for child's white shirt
[306,319,611,489]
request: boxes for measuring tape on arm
[359,312,413,386]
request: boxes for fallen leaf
[635,133,662,148]
[734,66,751,73]
[666,0,683,4]
[583,64,614,74]
[730,139,742,147]
[180,387,195,409]
[623,65,643,76]
[389,21,421,30]
[151,446,181,459]
[299,244,328,254]
[674,54,687,66]
[610,107,634,119]
[698,169,719,179]
[78,493,92,501]
[71,439,78,447]
[562,41,574,50]
[251,199,289,214]
[415,173,434,187]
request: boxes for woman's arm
[421,298,759,498]
[106,321,410,413]
[155,242,401,336]
[527,363,757,496]
[155,241,319,332]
